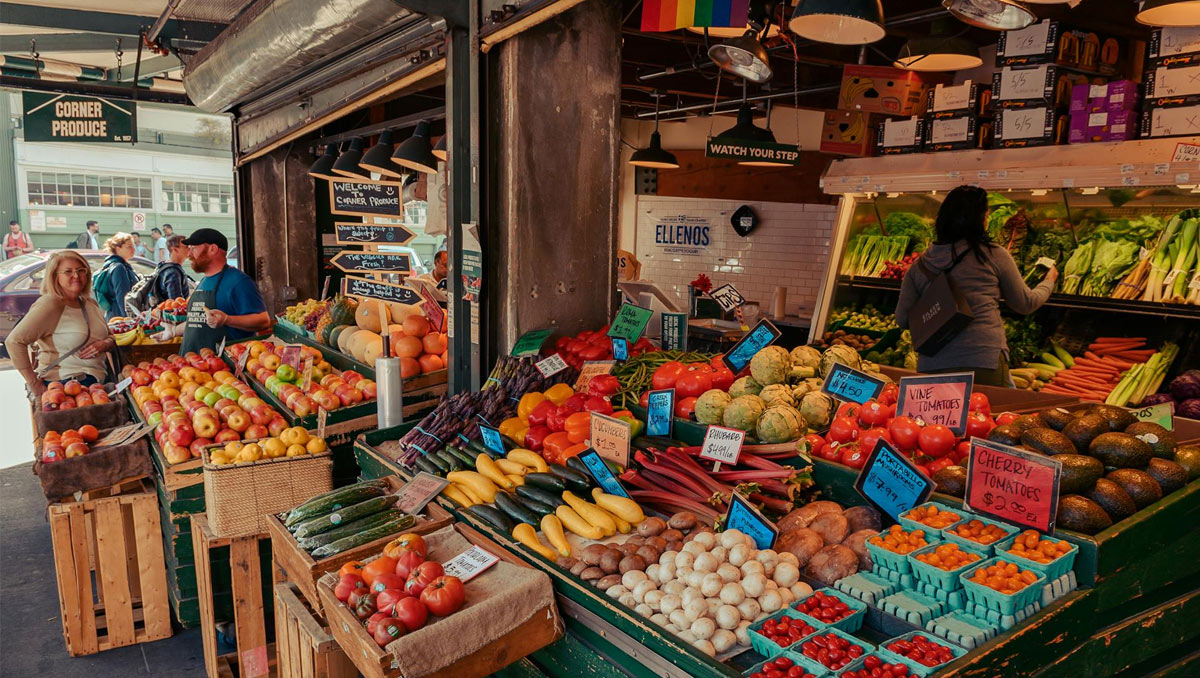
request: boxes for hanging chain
[115,38,124,81]
[707,74,722,139]
[30,39,40,76]
[793,42,801,147]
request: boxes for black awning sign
[341,276,421,305]
[22,92,135,143]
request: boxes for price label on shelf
[1123,176,1140,186]
[699,425,745,466]
[395,472,450,514]
[725,492,778,550]
[590,412,631,467]
[443,545,500,582]
[281,344,303,370]
[607,303,653,342]
[1127,401,1174,430]
[512,328,552,357]
[534,353,568,378]
[1120,163,1136,174]
[611,337,629,362]
[301,357,313,391]
[578,448,630,498]
[317,408,328,439]
[1172,142,1200,163]
[964,438,1062,533]
[111,376,133,396]
[822,363,886,405]
[1004,21,1050,57]
[999,65,1048,101]
[896,373,974,436]
[854,439,935,520]
[645,389,675,438]
[720,319,782,374]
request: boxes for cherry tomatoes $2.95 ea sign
[964,438,1062,533]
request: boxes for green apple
[194,386,213,402]
[202,391,222,408]
[276,364,297,383]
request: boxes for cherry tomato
[965,411,995,439]
[888,416,922,450]
[674,396,698,419]
[674,368,713,399]
[651,362,686,390]
[857,400,890,428]
[858,427,890,455]
[969,392,992,416]
[878,383,899,406]
[827,416,861,444]
[918,425,957,458]
[839,445,868,469]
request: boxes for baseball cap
[181,228,228,251]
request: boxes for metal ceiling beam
[108,54,182,81]
[309,106,446,150]
[635,82,842,119]
[394,0,467,28]
[0,33,133,53]
[0,3,225,43]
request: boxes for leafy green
[1061,241,1095,295]
[1004,316,1045,367]
[1076,215,1164,244]
[1017,221,1077,279]
[986,194,1028,252]
[1081,239,1140,296]
[883,212,933,253]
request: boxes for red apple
[267,417,288,437]
[214,428,241,443]
[249,404,274,426]
[245,424,268,440]
[214,397,236,412]
[168,422,195,447]
[226,409,251,432]
[132,369,152,386]
[343,370,363,386]
[293,396,315,417]
[207,356,226,372]
[192,414,219,439]
[190,437,214,458]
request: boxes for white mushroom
[660,593,682,615]
[736,597,761,621]
[790,582,814,600]
[701,573,724,597]
[693,553,718,574]
[709,546,728,564]
[635,603,654,618]
[719,529,747,549]
[669,609,690,629]
[645,564,661,583]
[683,598,707,622]
[716,563,741,584]
[759,590,783,613]
[606,584,627,599]
[659,550,678,567]
[692,639,716,657]
[690,617,716,641]
[742,572,768,598]
[773,563,800,588]
[693,531,716,549]
[675,551,695,569]
[718,582,746,606]
[728,543,751,567]
[734,620,752,646]
[716,604,741,630]
[663,580,685,596]
[644,590,665,610]
[633,580,657,602]
[740,560,766,577]
[711,629,737,654]
[623,570,649,589]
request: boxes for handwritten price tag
[317,408,328,439]
[607,303,653,343]
[725,492,778,550]
[573,361,615,392]
[534,353,568,378]
[821,363,886,405]
[1127,401,1174,431]
[280,344,304,370]
[699,425,745,465]
[111,376,133,396]
[443,545,500,582]
[964,438,1062,532]
[301,357,313,391]
[578,448,630,498]
[853,439,934,520]
[896,373,974,436]
[590,412,631,467]
[395,472,450,514]
[646,389,675,437]
[512,329,552,357]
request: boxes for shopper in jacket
[6,251,114,395]
[94,232,139,320]
[154,235,192,301]
[895,186,1058,386]
[75,220,100,249]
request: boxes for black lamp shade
[433,135,447,161]
[1137,0,1200,26]
[331,138,370,178]
[392,121,439,175]
[629,131,679,169]
[714,104,777,143]
[789,0,885,45]
[895,36,983,71]
[359,131,406,178]
[708,32,773,83]
[942,0,1036,31]
[308,144,339,180]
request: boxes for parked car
[0,251,158,354]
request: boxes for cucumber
[466,505,515,534]
[310,514,417,558]
[292,495,398,539]
[298,510,410,552]
[284,480,389,527]
[424,452,449,474]
[465,440,489,456]
[524,472,567,492]
[444,445,476,469]
[548,465,591,492]
[513,493,555,517]
[565,456,591,476]
[413,456,443,477]
[516,484,565,508]
[495,491,541,526]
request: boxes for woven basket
[203,450,332,538]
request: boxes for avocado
[1062,414,1109,454]
[1022,427,1078,456]
[1056,494,1113,535]
[1085,478,1137,522]
[1038,407,1076,432]
[1010,414,1045,433]
[1089,432,1153,469]
[1091,404,1138,432]
[1124,422,1176,459]
[988,425,1024,446]
[1053,454,1105,494]
[1105,469,1162,509]
[1174,445,1200,480]
[932,466,967,497]
[1145,458,1188,495]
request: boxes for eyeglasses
[59,268,90,278]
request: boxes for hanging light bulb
[1137,0,1200,26]
[942,0,1036,31]
[308,143,339,180]
[392,121,439,175]
[630,92,679,169]
[708,29,773,83]
[432,135,447,161]
[895,35,983,71]
[331,138,370,179]
[789,0,885,45]
[359,130,407,179]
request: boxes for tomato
[383,533,427,559]
[334,574,367,603]
[353,592,379,620]
[366,611,391,635]
[674,368,713,399]
[837,402,860,420]
[370,573,407,594]
[878,383,899,406]
[362,556,398,586]
[674,396,698,420]
[392,595,429,632]
[888,416,922,450]
[800,433,826,457]
[338,561,365,579]
[964,411,995,439]
[914,463,931,477]
[420,575,466,616]
[969,392,992,416]
[580,344,609,361]
[857,400,890,428]
[710,355,727,370]
[839,444,868,469]
[927,457,957,475]
[827,416,861,444]
[373,617,406,646]
[918,425,957,458]
[375,588,409,615]
[817,441,843,461]
[858,427,890,455]
[652,362,686,390]
[638,391,650,408]
[955,440,971,463]
[710,368,735,392]
[995,411,1018,426]
[405,561,445,598]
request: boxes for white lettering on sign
[443,545,500,582]
[699,425,745,465]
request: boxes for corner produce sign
[590,412,631,467]
[964,438,1062,533]
[896,372,974,436]
[334,221,415,245]
[721,319,781,374]
[821,362,886,405]
[725,492,778,550]
[341,276,421,305]
[853,439,934,520]
[395,472,449,514]
[607,303,653,343]
[329,180,402,217]
[23,92,135,143]
[330,251,412,274]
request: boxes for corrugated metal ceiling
[172,0,256,23]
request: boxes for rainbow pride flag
[640,0,751,33]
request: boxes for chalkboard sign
[341,276,420,304]
[330,180,403,217]
[821,362,886,405]
[334,221,415,245]
[725,492,778,550]
[853,439,935,520]
[721,319,782,374]
[330,251,412,273]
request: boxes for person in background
[154,235,192,301]
[132,233,149,259]
[75,220,100,250]
[4,220,33,260]
[163,224,175,238]
[411,249,448,300]
[895,185,1057,387]
[6,250,114,395]
[154,228,269,352]
[93,233,139,320]
[151,227,167,262]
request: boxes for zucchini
[524,472,567,492]
[297,509,406,551]
[548,465,591,492]
[292,495,398,539]
[516,484,565,508]
[495,491,541,526]
[500,434,522,452]
[513,493,556,517]
[445,445,476,469]
[466,504,515,534]
[424,452,449,474]
[565,456,591,476]
[436,450,463,472]
[465,440,489,456]
[310,515,417,558]
[284,480,389,527]
[413,456,443,477]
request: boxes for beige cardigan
[6,295,110,382]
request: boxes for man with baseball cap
[156,228,270,354]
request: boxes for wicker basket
[203,449,332,538]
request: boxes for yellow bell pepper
[498,416,525,440]
[517,392,547,421]
[543,383,574,405]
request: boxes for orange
[402,315,430,338]
[338,561,365,579]
[399,357,421,379]
[361,556,398,586]
[394,336,423,359]
[418,354,443,374]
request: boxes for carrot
[1084,351,1103,361]
[1111,350,1154,360]
[1091,337,1146,344]
[1073,358,1119,372]
[1091,343,1144,354]
[1053,374,1115,390]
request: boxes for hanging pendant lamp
[359,130,407,178]
[331,138,370,179]
[1137,0,1200,26]
[942,0,1036,31]
[895,35,983,71]
[789,0,885,45]
[630,93,679,169]
[392,121,439,174]
[709,30,773,83]
[308,144,339,180]
[737,101,791,167]
[432,135,447,161]
[687,23,780,39]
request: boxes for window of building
[25,171,153,209]
[161,180,233,214]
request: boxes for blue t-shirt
[196,266,267,341]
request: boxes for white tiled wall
[633,195,836,317]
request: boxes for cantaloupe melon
[336,325,359,354]
[389,302,425,323]
[355,299,390,333]
[345,329,380,362]
[361,334,385,365]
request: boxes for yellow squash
[562,491,616,537]
[540,514,571,557]
[474,453,515,489]
[446,471,498,503]
[512,523,557,560]
[591,488,646,524]
[507,448,549,473]
[555,505,604,540]
[440,484,473,508]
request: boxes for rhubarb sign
[705,138,800,165]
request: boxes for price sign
[725,492,778,550]
[573,361,615,392]
[301,357,314,391]
[235,349,250,378]
[478,423,505,455]
[512,329,553,357]
[964,438,1062,533]
[720,319,782,374]
[417,285,445,336]
[896,373,974,436]
[1173,142,1200,163]
[611,337,629,362]
[998,65,1049,101]
[578,448,630,498]
[534,353,568,378]
[607,303,653,342]
[91,422,153,450]
[111,376,133,397]
[317,408,328,439]
[699,425,745,466]
[443,545,501,582]
[280,344,303,370]
[216,337,226,359]
[590,412,631,467]
[853,439,935,520]
[1127,401,1174,431]
[660,312,688,351]
[1002,20,1051,57]
[821,363,886,405]
[708,284,746,313]
[395,472,450,514]
[646,389,675,437]
[1000,108,1049,140]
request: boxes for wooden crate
[274,583,356,678]
[47,480,172,656]
[267,476,454,614]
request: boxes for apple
[249,404,274,426]
[260,353,282,371]
[276,364,298,383]
[214,428,241,443]
[159,370,181,389]
[226,409,251,433]
[148,412,163,427]
[334,385,357,407]
[165,411,189,425]
[267,417,288,437]
[293,396,315,417]
[143,400,163,414]
[63,379,83,396]
[213,369,234,384]
[132,369,152,386]
[202,391,222,408]
[164,444,191,465]
[194,386,213,402]
[192,414,219,439]
[168,422,195,447]
[190,437,214,458]
[342,370,363,386]
[207,357,226,373]
[75,394,93,407]
[200,348,214,358]
[184,400,204,416]
[320,374,342,389]
[248,341,267,358]
[357,380,378,399]
[213,397,236,412]
[149,365,164,380]
[313,390,340,411]
[64,441,89,458]
[245,424,269,441]
[219,385,241,401]
[219,404,243,421]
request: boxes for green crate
[907,544,982,591]
[787,589,867,634]
[874,631,968,677]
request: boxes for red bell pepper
[583,396,614,415]
[546,405,571,432]
[562,393,589,413]
[527,399,557,428]
[542,432,573,464]
[587,374,620,397]
[523,425,552,452]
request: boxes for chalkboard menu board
[341,276,421,305]
[329,180,403,217]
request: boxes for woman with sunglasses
[5,250,115,396]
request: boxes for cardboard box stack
[826,65,950,157]
[1141,26,1200,140]
[1069,81,1140,143]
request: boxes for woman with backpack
[894,186,1058,386]
[125,235,194,314]
[93,233,139,321]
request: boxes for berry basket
[940,516,1020,557]
[897,502,967,538]
[864,529,930,574]
[793,627,875,673]
[906,543,983,591]
[744,653,830,677]
[959,558,1048,616]
[787,588,867,633]
[874,631,968,677]
[748,610,821,658]
[833,654,925,677]
[999,534,1079,580]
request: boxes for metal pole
[635,82,841,119]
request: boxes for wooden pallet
[192,513,273,678]
[274,583,356,678]
[47,480,172,656]
[216,644,277,678]
[48,474,151,505]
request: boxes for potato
[619,555,648,574]
[600,550,623,575]
[842,529,877,571]
[637,516,668,537]
[619,543,641,556]
[596,574,622,590]
[580,567,604,582]
[581,544,608,566]
[669,511,698,531]
[805,544,859,586]
[660,528,685,543]
[809,512,851,544]
[777,501,842,532]
[569,560,589,576]
[775,528,824,566]
[842,505,882,533]
[637,545,661,565]
[646,536,669,551]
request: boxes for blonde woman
[94,232,139,320]
[5,251,115,396]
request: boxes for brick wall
[633,195,836,317]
